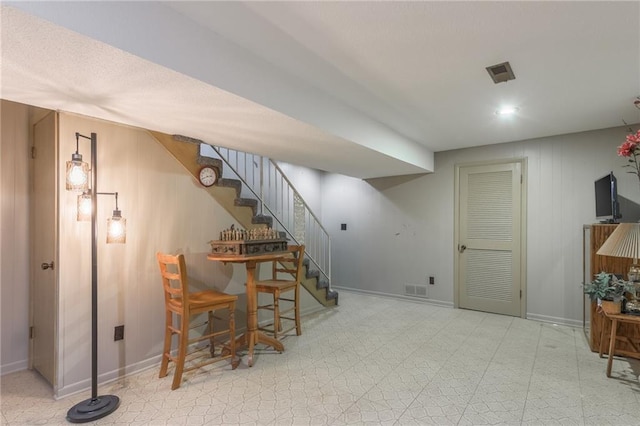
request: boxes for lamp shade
[596,223,640,260]
[66,154,89,191]
[77,192,92,221]
[107,210,126,244]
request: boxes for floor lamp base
[66,395,120,423]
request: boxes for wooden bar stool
[255,245,305,339]
[156,252,238,390]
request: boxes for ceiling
[2,1,639,179]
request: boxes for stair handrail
[209,145,331,288]
[272,160,328,239]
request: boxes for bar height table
[207,251,291,366]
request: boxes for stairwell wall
[320,125,637,326]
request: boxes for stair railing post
[259,155,265,216]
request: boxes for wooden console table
[207,251,291,367]
[586,224,640,358]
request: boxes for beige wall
[54,113,249,396]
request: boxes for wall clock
[198,166,218,187]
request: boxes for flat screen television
[595,172,621,222]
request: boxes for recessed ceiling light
[495,106,519,116]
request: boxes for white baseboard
[0,359,28,376]
[526,313,582,328]
[332,286,454,309]
[55,355,162,399]
[333,287,583,327]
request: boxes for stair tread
[235,198,258,207]
[196,156,223,169]
[252,214,273,227]
[316,280,329,289]
[217,179,243,199]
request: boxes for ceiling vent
[486,61,516,84]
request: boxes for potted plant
[584,272,636,314]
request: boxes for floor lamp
[65,132,125,423]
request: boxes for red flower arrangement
[617,129,640,181]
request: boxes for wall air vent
[486,61,516,84]
[405,284,428,298]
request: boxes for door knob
[458,245,467,253]
[41,261,54,270]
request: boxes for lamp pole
[67,133,120,423]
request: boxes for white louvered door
[458,162,523,316]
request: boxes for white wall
[0,100,30,374]
[321,125,638,326]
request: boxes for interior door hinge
[29,326,34,339]
[31,146,36,159]
[520,290,522,299]
[520,174,523,184]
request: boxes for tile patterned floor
[3,291,640,425]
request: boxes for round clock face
[198,166,218,187]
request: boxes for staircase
[150,131,337,307]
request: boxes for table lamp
[596,223,640,281]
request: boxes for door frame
[453,157,528,318]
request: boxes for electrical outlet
[114,325,124,341]
[429,276,435,285]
